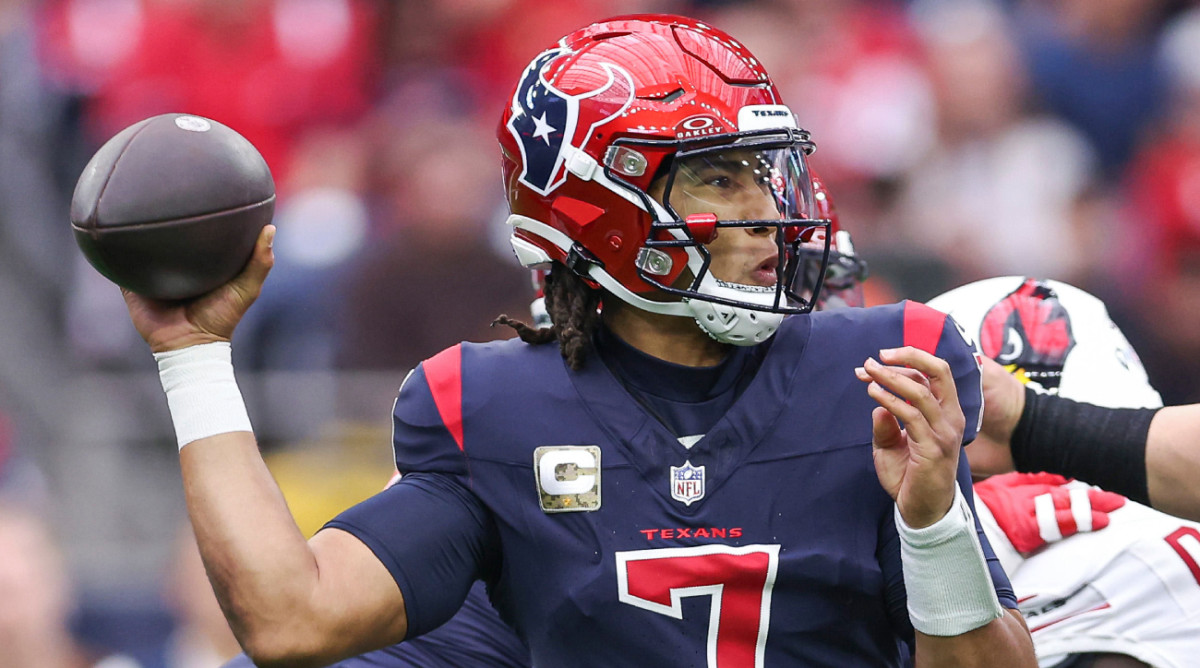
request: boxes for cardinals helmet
[499,15,829,345]
[927,277,1162,409]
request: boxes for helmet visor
[644,131,829,313]
[664,140,815,230]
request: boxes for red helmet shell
[499,15,787,295]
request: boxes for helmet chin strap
[685,273,785,346]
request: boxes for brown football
[71,113,275,300]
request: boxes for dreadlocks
[493,263,602,370]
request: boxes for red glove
[974,472,1127,554]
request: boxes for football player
[933,277,1200,668]
[959,315,1200,523]
[126,15,1035,666]
[215,174,874,668]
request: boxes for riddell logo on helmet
[675,115,723,139]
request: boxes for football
[71,113,276,300]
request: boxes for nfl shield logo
[670,461,706,506]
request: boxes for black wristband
[1010,386,1158,505]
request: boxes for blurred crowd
[3,0,1200,664]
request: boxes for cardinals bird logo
[979,279,1076,390]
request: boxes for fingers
[871,406,907,502]
[872,405,903,449]
[865,366,930,439]
[855,364,928,387]
[1088,488,1128,513]
[1043,486,1125,539]
[879,347,960,410]
[229,225,276,298]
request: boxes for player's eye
[703,174,734,189]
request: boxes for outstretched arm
[1145,405,1200,519]
[972,356,1200,522]
[126,226,407,666]
[861,347,1036,668]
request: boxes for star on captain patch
[670,461,705,506]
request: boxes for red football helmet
[797,174,868,310]
[499,15,830,344]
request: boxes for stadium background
[2,0,1199,664]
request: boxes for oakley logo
[676,115,723,139]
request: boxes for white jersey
[980,485,1200,668]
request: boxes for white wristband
[155,342,252,450]
[897,484,1005,637]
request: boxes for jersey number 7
[616,544,780,668]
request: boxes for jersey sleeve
[326,582,531,668]
[324,472,500,638]
[391,345,471,477]
[958,455,1018,610]
[325,345,502,637]
[900,301,984,444]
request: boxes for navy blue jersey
[328,301,1012,667]
[221,582,529,668]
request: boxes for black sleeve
[1012,387,1156,505]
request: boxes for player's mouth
[750,256,778,287]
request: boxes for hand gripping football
[71,113,275,300]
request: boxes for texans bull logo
[979,278,1076,390]
[505,46,634,196]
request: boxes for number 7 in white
[616,544,780,668]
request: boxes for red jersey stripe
[424,344,465,451]
[903,301,946,355]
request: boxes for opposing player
[127,15,1034,666]
[933,277,1200,668]
[940,286,1200,522]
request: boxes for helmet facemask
[609,129,832,344]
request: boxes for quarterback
[127,15,1034,667]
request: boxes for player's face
[651,148,787,288]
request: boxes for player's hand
[965,356,1024,476]
[123,225,275,353]
[859,346,965,528]
[974,472,1126,554]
